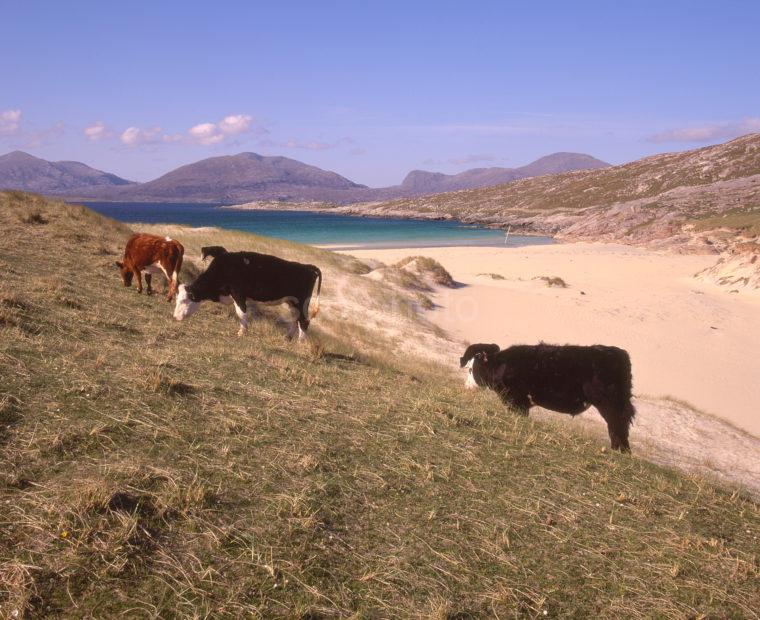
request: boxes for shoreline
[316,235,555,251]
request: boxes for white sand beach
[341,242,760,493]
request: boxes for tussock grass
[535,276,569,288]
[395,255,456,287]
[477,272,506,280]
[1,192,760,617]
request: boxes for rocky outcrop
[695,243,760,292]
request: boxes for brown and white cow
[115,233,184,301]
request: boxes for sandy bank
[343,242,760,494]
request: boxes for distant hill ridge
[0,151,134,193]
[399,152,609,194]
[0,148,608,203]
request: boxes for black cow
[460,343,636,451]
[174,247,322,340]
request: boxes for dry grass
[395,256,456,287]
[1,192,760,617]
[477,273,506,280]
[535,276,569,288]
[690,207,760,237]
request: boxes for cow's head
[173,284,201,321]
[459,343,500,389]
[114,262,133,287]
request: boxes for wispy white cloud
[0,110,65,148]
[648,117,760,143]
[84,121,113,141]
[120,126,163,146]
[187,114,256,145]
[188,122,225,145]
[218,114,253,136]
[0,109,22,135]
[112,113,259,148]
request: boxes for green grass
[1,192,760,618]
[690,207,760,237]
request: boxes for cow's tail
[307,266,322,319]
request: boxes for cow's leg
[586,378,634,452]
[596,401,633,452]
[231,294,248,336]
[284,301,301,340]
[145,273,153,295]
[134,269,143,294]
[158,260,175,301]
[296,299,310,341]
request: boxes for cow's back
[502,344,630,385]
[205,251,317,301]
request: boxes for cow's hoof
[146,290,153,296]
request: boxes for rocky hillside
[0,151,135,193]
[340,134,756,235]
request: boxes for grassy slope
[1,192,759,618]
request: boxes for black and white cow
[174,247,322,340]
[460,343,636,451]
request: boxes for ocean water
[80,202,554,249]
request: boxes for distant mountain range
[0,151,135,194]
[0,149,608,204]
[397,153,608,195]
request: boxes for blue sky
[1,0,759,186]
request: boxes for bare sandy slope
[342,242,760,495]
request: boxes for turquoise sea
[81,202,554,249]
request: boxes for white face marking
[165,236,172,242]
[173,284,200,321]
[464,357,479,390]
